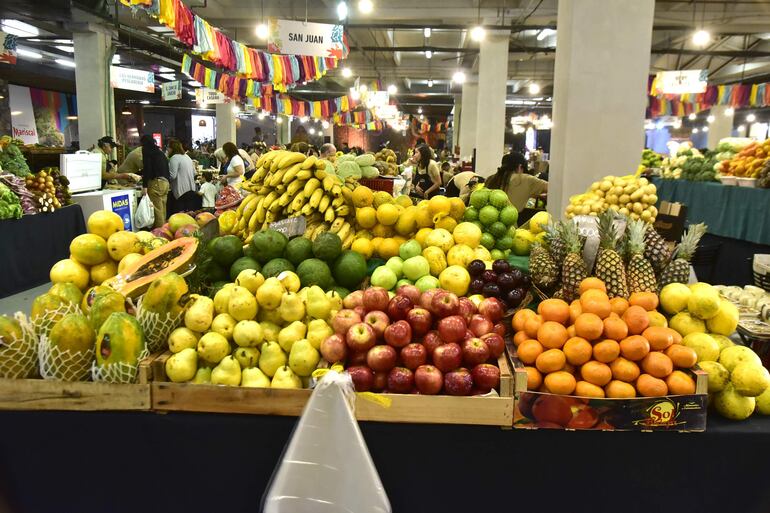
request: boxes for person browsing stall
[485,152,548,212]
[167,140,198,213]
[410,144,442,199]
[140,134,171,228]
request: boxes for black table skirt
[0,205,86,298]
[2,410,770,513]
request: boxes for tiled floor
[0,283,50,317]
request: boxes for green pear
[190,367,211,384]
[233,346,261,369]
[278,292,306,323]
[306,318,334,350]
[271,365,302,389]
[211,313,237,340]
[197,332,231,364]
[228,286,258,322]
[257,306,284,324]
[211,355,241,386]
[259,341,287,377]
[241,367,271,388]
[256,277,285,310]
[233,320,263,347]
[326,290,343,312]
[260,321,281,343]
[289,339,320,377]
[213,283,236,315]
[306,286,332,320]
[236,270,265,294]
[278,320,307,353]
[165,347,198,382]
[168,327,200,353]
[184,294,214,332]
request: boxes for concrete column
[707,105,734,148]
[458,82,478,162]
[73,27,114,149]
[276,115,290,146]
[216,103,236,147]
[475,30,510,176]
[549,0,654,216]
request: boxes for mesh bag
[30,301,81,339]
[135,297,183,354]
[91,347,150,384]
[0,312,39,379]
[38,335,93,382]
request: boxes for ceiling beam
[352,45,770,58]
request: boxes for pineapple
[560,221,588,302]
[659,223,706,288]
[626,220,658,293]
[530,241,559,289]
[644,225,672,273]
[544,222,567,265]
[594,211,629,299]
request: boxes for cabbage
[361,165,379,178]
[337,160,362,180]
[355,153,376,167]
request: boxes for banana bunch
[235,150,357,243]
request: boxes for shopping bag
[135,194,155,229]
[262,369,391,513]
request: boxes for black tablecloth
[2,410,770,513]
[0,205,86,298]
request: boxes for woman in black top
[141,135,171,228]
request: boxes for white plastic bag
[135,194,155,229]
[262,370,390,513]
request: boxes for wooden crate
[0,353,156,411]
[150,352,514,426]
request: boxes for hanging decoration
[648,75,770,118]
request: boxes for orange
[669,329,683,346]
[524,366,543,390]
[609,357,641,382]
[523,314,543,339]
[538,299,570,325]
[575,380,606,398]
[579,277,607,295]
[642,326,675,351]
[535,349,566,374]
[563,337,593,366]
[640,351,674,378]
[544,371,577,395]
[629,291,659,311]
[569,300,583,324]
[605,380,637,398]
[581,360,612,386]
[665,344,698,369]
[609,297,629,316]
[512,309,536,333]
[620,335,650,361]
[603,316,629,341]
[513,330,530,347]
[581,289,609,303]
[537,321,569,349]
[517,339,544,365]
[593,339,621,363]
[622,305,650,335]
[566,325,577,338]
[574,313,604,340]
[580,297,612,320]
[666,370,696,395]
[636,373,668,397]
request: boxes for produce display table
[2,410,770,513]
[0,204,86,298]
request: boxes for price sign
[269,216,306,237]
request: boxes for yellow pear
[278,320,307,353]
[278,292,305,323]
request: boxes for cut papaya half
[105,237,198,297]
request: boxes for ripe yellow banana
[309,188,324,208]
[277,190,292,207]
[248,199,262,232]
[341,187,353,203]
[265,211,277,223]
[300,203,314,216]
[314,169,328,180]
[329,217,345,234]
[318,194,331,213]
[322,175,336,191]
[331,184,342,198]
[235,193,256,216]
[312,223,329,239]
[282,162,303,184]
[240,194,260,219]
[301,155,318,170]
[332,196,345,208]
[255,153,268,169]
[268,198,283,213]
[342,232,355,250]
[303,178,321,197]
[296,169,313,181]
[290,192,306,212]
[277,152,305,169]
[286,179,306,196]
[337,222,351,242]
[324,207,336,223]
[251,167,267,183]
[335,205,350,217]
[268,168,287,187]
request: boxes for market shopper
[198,171,218,211]
[320,143,336,159]
[140,134,171,228]
[219,142,245,187]
[486,152,548,212]
[118,146,143,175]
[411,144,442,199]
[94,136,132,185]
[167,140,199,214]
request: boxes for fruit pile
[23,167,71,211]
[509,211,550,257]
[468,259,531,310]
[640,149,662,169]
[373,148,398,176]
[462,188,519,258]
[565,175,658,222]
[336,152,379,180]
[721,138,770,178]
[323,286,506,395]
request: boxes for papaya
[0,315,23,343]
[81,285,114,315]
[49,313,95,354]
[104,237,198,298]
[141,272,189,317]
[30,294,71,335]
[48,282,83,306]
[95,312,146,366]
[89,292,126,332]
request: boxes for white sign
[268,18,347,59]
[195,88,226,104]
[8,84,38,144]
[269,216,306,237]
[110,66,155,93]
[656,70,708,95]
[161,80,182,101]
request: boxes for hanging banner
[161,80,182,101]
[0,31,17,64]
[195,88,226,104]
[655,70,708,95]
[110,66,155,93]
[268,18,348,59]
[8,84,38,144]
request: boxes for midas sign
[112,198,130,208]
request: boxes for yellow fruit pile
[566,175,658,222]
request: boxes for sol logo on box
[634,399,684,428]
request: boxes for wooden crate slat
[0,379,150,411]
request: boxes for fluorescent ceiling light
[452,70,466,83]
[66,115,78,120]
[692,29,710,47]
[424,28,431,38]
[425,50,432,59]
[706,114,715,123]
[470,26,485,42]
[121,110,131,115]
[17,48,42,59]
[342,67,352,78]
[309,127,316,135]
[11,111,21,116]
[159,73,176,80]
[738,125,746,131]
[158,66,174,73]
[55,58,75,67]
[337,1,348,20]
[747,113,756,122]
[276,116,283,124]
[702,126,709,132]
[255,23,269,39]
[692,128,699,133]
[55,45,74,53]
[427,79,433,87]
[1,20,39,37]
[322,120,330,129]
[537,29,555,41]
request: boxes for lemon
[448,197,466,220]
[352,186,374,208]
[429,195,451,217]
[356,206,377,229]
[395,205,417,236]
[372,223,395,238]
[422,246,447,276]
[453,222,482,248]
[529,211,551,234]
[447,244,476,267]
[415,204,434,228]
[424,228,454,253]
[373,191,394,208]
[415,227,433,247]
[434,216,457,232]
[50,258,90,291]
[474,246,492,262]
[376,203,400,226]
[392,235,407,247]
[351,238,374,259]
[395,195,413,208]
[378,238,401,259]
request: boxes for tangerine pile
[512,278,698,398]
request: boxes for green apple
[396,278,414,289]
[385,256,404,279]
[371,266,398,290]
[399,239,422,260]
[415,275,440,292]
[402,255,431,281]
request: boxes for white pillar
[276,115,290,146]
[549,0,654,216]
[458,82,478,162]
[475,30,510,176]
[707,105,734,148]
[74,27,114,149]
[216,102,236,147]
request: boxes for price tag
[572,215,626,272]
[269,216,307,237]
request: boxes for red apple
[372,371,388,392]
[478,297,504,322]
[444,368,473,396]
[387,367,414,393]
[347,350,368,366]
[365,310,390,340]
[366,345,398,372]
[346,322,376,352]
[419,289,442,313]
[492,322,507,338]
[343,290,364,309]
[480,333,505,358]
[469,314,494,337]
[431,291,460,318]
[406,307,433,337]
[422,330,443,357]
[471,363,500,392]
[462,337,491,367]
[332,309,362,335]
[463,330,476,342]
[400,343,427,370]
[320,334,348,363]
[432,342,462,373]
[353,306,367,319]
[347,366,374,392]
[414,364,443,395]
[387,295,413,321]
[384,320,412,348]
[363,287,390,312]
[437,315,467,344]
[457,297,477,322]
[397,284,421,305]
